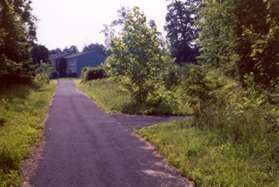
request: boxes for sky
[32,0,168,51]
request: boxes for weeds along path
[31,80,191,187]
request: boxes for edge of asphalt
[21,82,58,187]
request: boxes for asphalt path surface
[31,80,190,187]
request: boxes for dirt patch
[21,139,45,187]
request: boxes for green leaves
[0,0,36,84]
[104,7,170,103]
[198,0,279,88]
[165,0,200,63]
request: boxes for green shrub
[33,63,55,85]
[81,67,107,82]
[181,65,279,142]
[162,64,188,90]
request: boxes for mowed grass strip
[138,120,279,187]
[76,79,132,113]
[0,81,56,186]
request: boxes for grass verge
[0,81,56,186]
[138,120,279,186]
[76,79,130,113]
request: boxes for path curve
[31,80,191,187]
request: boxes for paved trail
[31,80,190,187]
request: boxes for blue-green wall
[75,52,106,76]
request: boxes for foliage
[0,0,37,84]
[50,48,63,55]
[0,81,56,186]
[81,66,107,82]
[104,7,172,103]
[31,44,49,64]
[198,0,279,87]
[161,63,188,89]
[34,63,54,84]
[177,64,278,141]
[165,0,200,63]
[63,45,79,54]
[82,43,108,56]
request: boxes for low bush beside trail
[81,67,107,82]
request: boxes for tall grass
[0,81,56,186]
[138,120,279,186]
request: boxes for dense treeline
[0,0,37,84]
[199,0,279,87]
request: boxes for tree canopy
[198,0,279,87]
[105,7,171,102]
[83,43,107,56]
[165,0,200,64]
[63,45,79,54]
[0,0,37,84]
[31,44,49,64]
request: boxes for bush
[81,67,107,82]
[162,64,188,90]
[177,65,279,159]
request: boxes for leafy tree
[198,0,279,87]
[31,44,49,64]
[105,7,171,103]
[0,0,37,84]
[63,45,79,54]
[50,48,63,55]
[83,43,107,56]
[165,0,201,64]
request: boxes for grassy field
[76,79,191,115]
[138,120,279,186]
[0,81,56,186]
[76,79,131,113]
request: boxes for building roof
[49,53,69,60]
[50,50,105,61]
[64,52,89,59]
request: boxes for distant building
[50,50,106,77]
